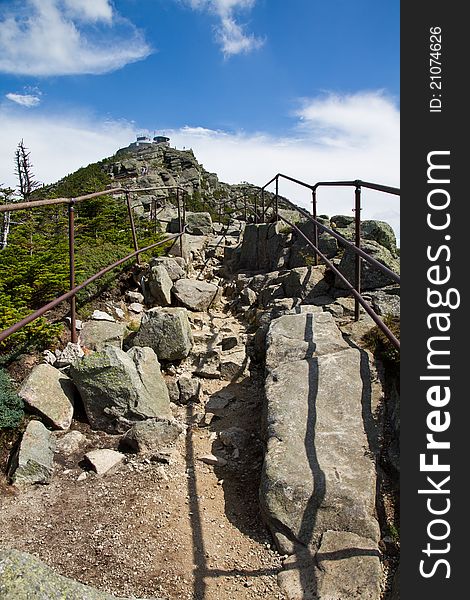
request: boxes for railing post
[261,188,265,222]
[177,188,184,256]
[275,176,279,221]
[244,196,247,222]
[68,200,77,344]
[354,184,362,321]
[125,191,140,265]
[254,193,258,224]
[312,188,319,266]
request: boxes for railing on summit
[248,175,400,350]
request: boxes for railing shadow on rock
[0,185,189,346]
[246,174,400,350]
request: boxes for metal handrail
[0,185,188,214]
[278,213,400,349]
[0,233,183,344]
[244,173,400,349]
[0,185,188,346]
[1,173,400,351]
[273,196,399,283]
[313,179,400,196]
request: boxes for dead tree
[0,187,14,250]
[14,140,40,255]
[15,139,40,201]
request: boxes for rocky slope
[105,141,280,220]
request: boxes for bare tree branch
[15,139,40,201]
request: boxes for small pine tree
[0,369,24,430]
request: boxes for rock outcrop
[69,346,172,433]
[9,420,55,485]
[231,217,400,300]
[130,307,194,361]
[18,364,75,430]
[169,212,213,235]
[237,223,287,271]
[336,239,400,290]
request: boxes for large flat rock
[265,311,349,371]
[19,364,75,430]
[313,530,381,599]
[261,312,380,556]
[278,531,381,600]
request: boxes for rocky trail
[0,230,289,599]
[0,143,400,600]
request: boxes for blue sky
[0,0,400,232]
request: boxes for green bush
[0,293,63,353]
[0,369,24,430]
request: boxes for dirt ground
[0,271,399,600]
[0,340,286,600]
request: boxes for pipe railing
[278,213,400,349]
[212,189,276,224]
[0,185,188,345]
[249,174,400,350]
[0,234,183,345]
[1,175,400,350]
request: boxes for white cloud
[166,93,399,235]
[183,0,263,56]
[296,91,399,149]
[0,108,135,189]
[61,0,113,23]
[0,91,399,236]
[0,0,151,76]
[5,93,41,108]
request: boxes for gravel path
[0,302,287,600]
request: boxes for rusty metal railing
[248,174,400,350]
[1,174,400,351]
[0,185,188,345]
[212,189,278,224]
